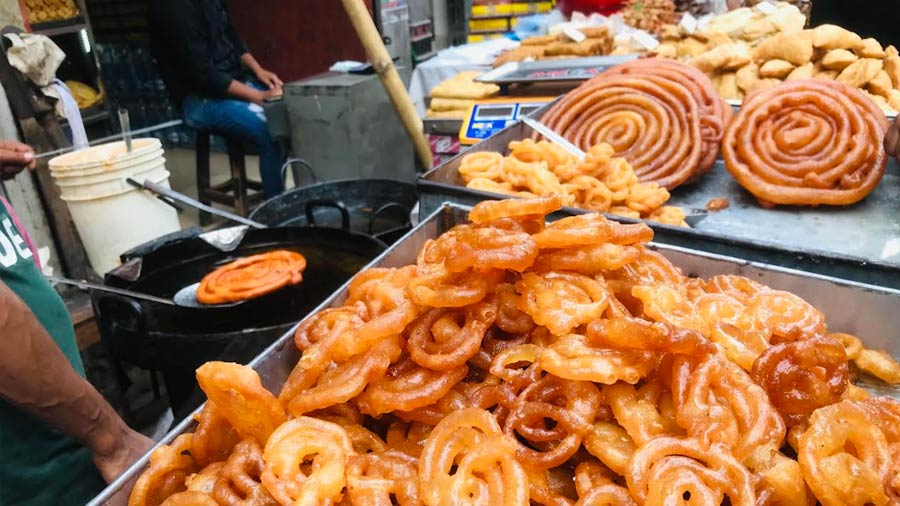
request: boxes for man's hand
[254,68,283,90]
[0,140,36,180]
[92,427,154,483]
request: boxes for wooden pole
[340,0,434,169]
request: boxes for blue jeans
[183,81,285,197]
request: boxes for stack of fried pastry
[458,139,688,226]
[493,27,614,67]
[426,72,500,120]
[538,59,727,190]
[129,196,900,506]
[723,78,888,207]
[682,20,900,112]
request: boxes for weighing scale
[459,97,554,145]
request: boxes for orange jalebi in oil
[197,250,307,304]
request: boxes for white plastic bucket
[49,139,182,275]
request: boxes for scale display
[460,98,553,145]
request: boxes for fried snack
[192,402,240,468]
[212,439,277,506]
[538,70,708,190]
[195,362,286,446]
[159,492,219,506]
[429,72,499,100]
[856,348,900,384]
[346,451,419,506]
[754,30,814,66]
[722,79,888,206]
[752,335,850,426]
[458,141,688,224]
[419,408,528,506]
[798,400,893,506]
[128,197,900,506]
[197,250,307,305]
[626,437,757,506]
[601,58,732,179]
[130,434,198,506]
[261,417,353,506]
[811,24,863,50]
[672,354,786,461]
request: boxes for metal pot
[94,225,386,416]
[249,179,418,244]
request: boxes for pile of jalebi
[130,196,900,506]
[197,250,307,305]
[538,59,727,190]
[459,139,688,227]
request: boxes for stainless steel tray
[418,120,900,288]
[476,55,640,85]
[88,202,900,505]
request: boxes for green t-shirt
[0,198,105,506]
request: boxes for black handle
[368,202,410,235]
[95,294,149,356]
[305,199,351,231]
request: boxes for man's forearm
[226,79,262,104]
[0,281,131,457]
[240,52,263,75]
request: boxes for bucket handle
[281,158,318,186]
[305,200,350,231]
[368,202,411,235]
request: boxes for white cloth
[408,39,518,116]
[44,80,88,149]
[3,33,65,87]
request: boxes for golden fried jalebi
[407,301,497,371]
[128,197,900,506]
[458,142,687,225]
[722,79,888,207]
[159,492,219,506]
[752,335,850,426]
[192,402,239,468]
[197,250,307,304]
[281,335,401,417]
[539,333,657,385]
[212,439,277,506]
[346,451,419,506]
[468,194,562,224]
[538,72,706,189]
[626,437,757,506]
[517,272,610,336]
[503,376,601,469]
[357,357,468,416]
[532,243,641,274]
[419,408,528,506]
[672,355,786,462]
[130,434,198,506]
[855,348,900,385]
[195,363,286,447]
[261,417,353,506]
[799,400,893,506]
[583,421,637,476]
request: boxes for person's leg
[183,96,286,197]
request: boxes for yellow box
[469,18,510,31]
[472,2,554,17]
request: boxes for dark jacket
[148,0,249,105]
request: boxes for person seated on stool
[149,0,286,197]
